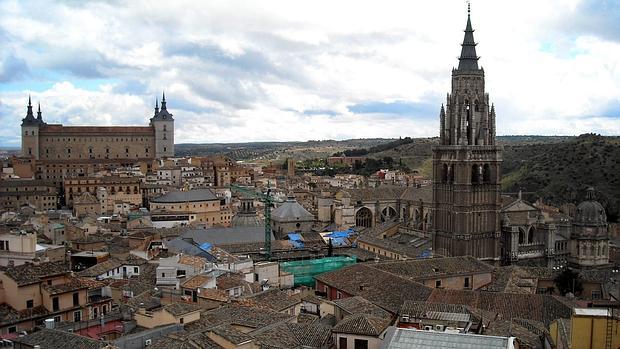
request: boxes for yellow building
[550,308,620,349]
[0,261,112,335]
[134,301,201,328]
[150,188,229,227]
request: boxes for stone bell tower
[432,5,503,261]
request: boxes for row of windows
[68,186,138,193]
[0,187,53,192]
[45,147,150,154]
[43,137,153,142]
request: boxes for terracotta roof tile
[332,313,392,336]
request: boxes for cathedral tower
[432,6,503,261]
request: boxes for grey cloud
[555,0,620,42]
[0,52,30,82]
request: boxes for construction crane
[230,182,282,261]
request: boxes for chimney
[138,302,146,314]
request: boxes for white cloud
[0,0,618,146]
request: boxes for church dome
[574,187,607,226]
[231,214,263,227]
[272,195,314,223]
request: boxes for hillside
[175,139,392,161]
[502,134,620,221]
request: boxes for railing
[54,310,122,333]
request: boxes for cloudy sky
[1,0,619,146]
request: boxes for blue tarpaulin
[288,233,304,248]
[288,233,303,241]
[325,229,353,239]
[199,242,212,252]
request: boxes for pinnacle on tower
[160,91,167,110]
[25,95,35,120]
[457,3,480,71]
[37,102,43,122]
[154,97,160,115]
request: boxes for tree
[554,268,583,296]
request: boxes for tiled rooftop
[210,324,253,345]
[185,304,294,332]
[12,328,108,349]
[2,261,69,286]
[182,274,213,289]
[426,289,574,325]
[332,313,392,336]
[42,277,89,295]
[334,296,392,319]
[315,263,432,313]
[252,322,332,348]
[0,304,48,327]
[371,256,494,280]
[249,289,301,312]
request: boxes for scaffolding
[280,256,357,287]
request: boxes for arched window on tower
[471,164,481,184]
[518,229,524,245]
[483,164,491,183]
[528,227,534,244]
[474,100,480,112]
[448,165,454,183]
[442,164,448,183]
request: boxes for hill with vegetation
[502,134,620,221]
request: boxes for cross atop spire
[457,3,480,71]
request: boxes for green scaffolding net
[280,256,357,287]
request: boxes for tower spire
[458,2,479,71]
[154,97,160,115]
[160,91,167,110]
[36,102,43,122]
[25,96,35,120]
